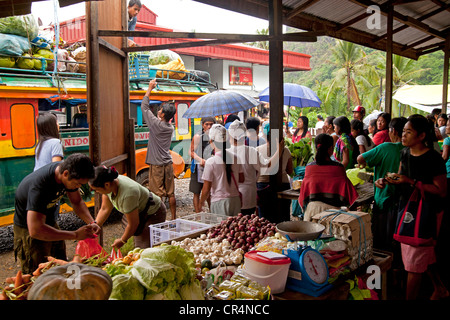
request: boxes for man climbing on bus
[142,79,177,220]
[13,153,100,274]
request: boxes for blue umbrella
[259,83,321,108]
[182,90,259,118]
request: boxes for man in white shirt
[315,115,324,130]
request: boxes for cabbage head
[145,282,181,300]
[131,258,184,293]
[109,273,145,300]
[178,279,205,300]
[141,244,196,284]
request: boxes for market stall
[1,210,390,301]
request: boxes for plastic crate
[129,54,156,80]
[179,212,228,226]
[149,219,211,247]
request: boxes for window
[177,103,189,135]
[10,103,36,149]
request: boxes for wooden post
[385,3,394,114]
[442,37,449,114]
[269,0,284,170]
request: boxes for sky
[31,0,270,34]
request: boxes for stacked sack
[311,209,373,271]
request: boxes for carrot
[22,274,32,284]
[47,256,68,265]
[13,270,23,295]
[0,289,8,300]
[72,254,82,263]
[5,277,15,284]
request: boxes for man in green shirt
[357,117,407,251]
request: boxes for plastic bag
[148,49,182,65]
[75,237,108,259]
[0,14,39,40]
[0,33,31,56]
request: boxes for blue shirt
[444,137,450,178]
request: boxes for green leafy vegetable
[141,244,196,284]
[109,273,145,300]
[0,14,39,40]
[131,258,184,293]
[178,279,205,300]
[144,282,182,300]
[285,137,313,171]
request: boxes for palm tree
[325,40,371,111]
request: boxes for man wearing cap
[352,105,368,131]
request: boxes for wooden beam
[442,37,449,113]
[336,12,372,32]
[349,0,446,40]
[100,153,129,168]
[99,29,317,42]
[401,35,435,51]
[98,37,126,58]
[122,33,317,53]
[385,2,394,115]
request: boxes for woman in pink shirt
[200,124,244,216]
[286,116,312,143]
[372,112,392,146]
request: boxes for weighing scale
[277,221,333,297]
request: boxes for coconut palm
[325,40,371,111]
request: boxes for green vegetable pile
[0,14,39,41]
[107,244,204,300]
[285,137,313,170]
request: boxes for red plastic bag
[75,237,108,259]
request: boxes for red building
[59,4,311,97]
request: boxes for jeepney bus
[0,65,216,227]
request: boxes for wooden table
[273,249,393,300]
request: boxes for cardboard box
[311,210,372,248]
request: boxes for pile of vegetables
[171,234,244,267]
[285,137,313,170]
[206,213,276,252]
[0,14,39,40]
[0,254,99,300]
[106,244,204,300]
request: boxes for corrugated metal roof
[195,0,450,59]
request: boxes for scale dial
[301,248,328,284]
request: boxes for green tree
[325,40,372,111]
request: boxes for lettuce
[178,279,205,300]
[141,244,196,284]
[0,14,39,40]
[145,282,181,300]
[131,258,184,293]
[109,274,145,300]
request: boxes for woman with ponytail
[333,116,360,169]
[89,166,166,249]
[299,134,358,221]
[200,124,244,216]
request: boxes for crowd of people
[190,104,450,300]
[12,77,450,300]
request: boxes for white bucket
[242,251,291,294]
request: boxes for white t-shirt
[355,135,374,152]
[315,120,324,129]
[256,144,291,184]
[202,151,243,203]
[34,138,64,171]
[227,144,270,209]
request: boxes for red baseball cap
[353,105,365,112]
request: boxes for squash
[28,263,113,300]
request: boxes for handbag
[393,181,442,246]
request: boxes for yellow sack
[154,58,187,80]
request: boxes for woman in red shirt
[372,112,392,146]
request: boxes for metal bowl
[276,221,325,241]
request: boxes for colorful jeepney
[0,67,216,226]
